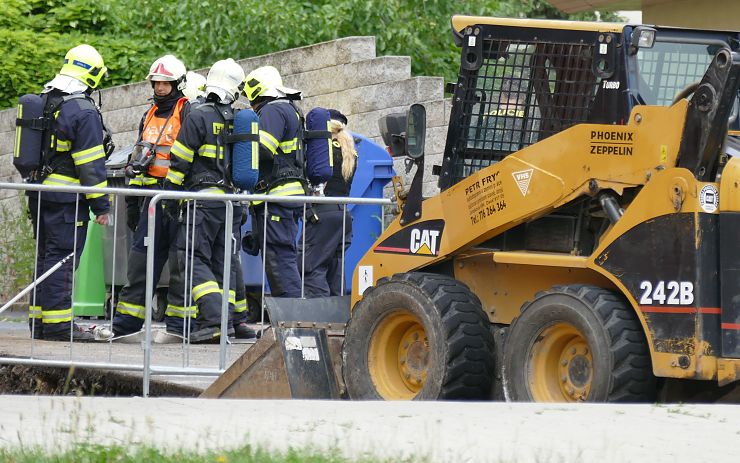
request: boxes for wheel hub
[558,339,592,400]
[528,323,593,402]
[368,312,429,399]
[398,326,429,388]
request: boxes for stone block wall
[0,36,451,213]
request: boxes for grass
[0,444,394,463]
[0,192,35,304]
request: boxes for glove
[161,180,182,222]
[126,200,140,232]
[162,199,181,222]
[242,232,260,256]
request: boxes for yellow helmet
[59,44,107,89]
[243,65,300,102]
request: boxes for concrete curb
[0,396,738,462]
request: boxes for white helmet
[205,58,245,104]
[147,55,187,90]
[182,71,206,100]
[244,65,300,101]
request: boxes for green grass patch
[0,443,402,463]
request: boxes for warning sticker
[699,185,719,213]
[285,336,302,351]
[512,169,533,196]
[358,265,373,295]
[302,348,320,362]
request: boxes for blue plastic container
[343,134,394,291]
[241,134,395,294]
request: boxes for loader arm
[352,101,689,306]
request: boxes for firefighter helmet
[59,44,107,89]
[243,65,300,102]
[147,55,187,90]
[183,71,207,100]
[205,58,245,103]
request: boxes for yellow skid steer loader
[205,16,740,403]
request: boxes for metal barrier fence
[0,182,391,397]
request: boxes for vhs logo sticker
[512,169,533,196]
[374,220,445,257]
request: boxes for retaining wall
[0,36,451,214]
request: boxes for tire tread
[517,284,655,402]
[344,272,495,400]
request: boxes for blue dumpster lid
[349,133,395,206]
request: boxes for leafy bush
[0,0,618,109]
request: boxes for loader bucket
[201,296,349,399]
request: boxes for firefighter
[183,71,206,102]
[111,55,190,337]
[173,68,253,338]
[27,44,110,341]
[300,110,357,297]
[242,66,306,298]
[162,58,245,342]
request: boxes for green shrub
[0,194,36,303]
[0,0,618,109]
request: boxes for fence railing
[0,182,391,397]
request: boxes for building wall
[0,36,450,213]
[642,0,740,29]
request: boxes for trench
[0,363,200,397]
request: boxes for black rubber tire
[503,284,656,402]
[342,272,495,400]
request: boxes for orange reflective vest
[141,97,187,178]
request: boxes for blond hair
[329,119,357,181]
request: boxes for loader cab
[439,17,740,191]
[629,27,740,164]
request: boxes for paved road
[0,396,738,462]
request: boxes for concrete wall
[642,0,740,30]
[0,36,450,213]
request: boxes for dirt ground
[0,310,253,394]
[0,363,199,397]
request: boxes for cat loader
[205,16,740,402]
[342,16,740,403]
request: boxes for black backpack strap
[196,101,237,190]
[15,117,50,130]
[39,92,90,178]
[222,133,259,143]
[304,129,332,139]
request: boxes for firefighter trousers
[28,198,88,337]
[252,202,302,298]
[166,201,240,333]
[300,205,352,297]
[112,196,179,336]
